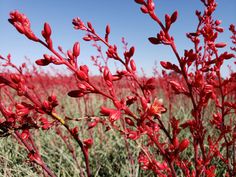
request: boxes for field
[0,0,236,177]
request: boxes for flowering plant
[0,0,235,176]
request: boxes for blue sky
[0,0,235,76]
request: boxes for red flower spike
[100,106,113,116]
[73,42,80,58]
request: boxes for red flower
[148,98,166,117]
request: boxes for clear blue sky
[0,0,235,76]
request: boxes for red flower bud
[173,137,179,148]
[79,65,89,75]
[10,74,21,83]
[87,22,93,30]
[129,46,135,57]
[140,97,148,110]
[35,59,51,66]
[106,24,110,34]
[140,5,148,14]
[178,139,189,152]
[160,61,171,69]
[215,42,227,48]
[171,11,178,24]
[43,100,50,110]
[67,50,73,60]
[130,59,136,71]
[43,22,51,38]
[83,36,91,41]
[100,106,113,115]
[215,27,224,32]
[215,20,221,25]
[21,129,29,140]
[68,90,84,97]
[73,42,80,58]
[43,54,51,61]
[77,83,87,91]
[147,0,155,11]
[76,70,88,81]
[127,130,139,140]
[71,126,79,135]
[88,121,98,129]
[125,117,135,126]
[148,37,161,45]
[169,81,187,94]
[135,0,144,4]
[14,23,25,34]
